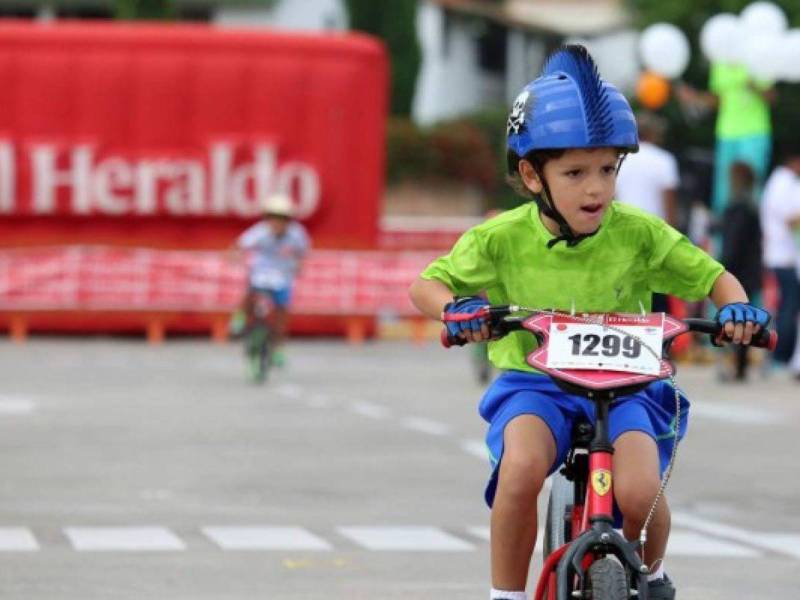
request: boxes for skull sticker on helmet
[507,90,530,135]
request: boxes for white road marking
[745,533,800,559]
[467,526,543,551]
[0,521,792,557]
[338,526,474,551]
[202,526,332,551]
[64,527,186,551]
[350,401,391,420]
[274,384,304,399]
[401,417,450,436]
[689,401,781,425]
[306,394,332,408]
[0,528,39,551]
[461,439,488,460]
[0,397,36,415]
[667,529,761,557]
[673,512,799,558]
[466,526,490,541]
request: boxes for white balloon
[700,13,743,63]
[740,2,788,36]
[742,32,784,82]
[778,29,800,82]
[639,23,690,78]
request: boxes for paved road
[0,337,797,599]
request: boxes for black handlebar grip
[686,318,778,351]
[756,328,778,352]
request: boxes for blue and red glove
[716,303,770,328]
[715,302,770,343]
[442,296,489,338]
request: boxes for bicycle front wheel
[587,557,628,600]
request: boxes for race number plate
[546,314,665,375]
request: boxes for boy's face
[520,147,620,235]
[264,215,291,236]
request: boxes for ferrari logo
[591,470,612,496]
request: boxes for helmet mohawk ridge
[541,45,613,147]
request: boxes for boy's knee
[615,477,665,522]
[498,453,549,501]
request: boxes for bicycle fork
[539,395,652,600]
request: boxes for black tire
[477,360,491,384]
[246,323,270,384]
[257,326,271,383]
[543,470,574,558]
[587,557,628,600]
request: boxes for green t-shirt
[709,63,771,139]
[421,202,725,372]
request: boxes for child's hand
[442,296,491,344]
[715,303,771,345]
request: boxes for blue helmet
[506,45,638,158]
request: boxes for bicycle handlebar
[440,306,778,352]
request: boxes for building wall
[566,30,640,92]
[214,0,347,31]
[505,29,548,104]
[413,1,507,125]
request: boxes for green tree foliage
[626,0,800,160]
[346,0,421,116]
[114,0,175,19]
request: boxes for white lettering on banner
[164,161,205,215]
[209,143,232,215]
[0,140,320,218]
[229,145,275,217]
[31,144,93,214]
[0,141,13,214]
[277,161,320,220]
[92,158,133,215]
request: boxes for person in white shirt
[615,111,679,226]
[230,194,310,366]
[615,111,679,314]
[760,150,800,365]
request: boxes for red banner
[0,22,388,249]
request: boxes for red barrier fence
[0,246,440,342]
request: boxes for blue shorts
[480,371,689,510]
[250,285,292,308]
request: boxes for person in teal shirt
[409,46,770,600]
[679,63,775,216]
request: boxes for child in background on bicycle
[230,194,310,366]
[409,45,770,600]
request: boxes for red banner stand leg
[346,316,367,345]
[10,314,27,344]
[147,317,165,345]
[211,315,229,344]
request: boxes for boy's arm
[409,277,455,320]
[408,276,490,344]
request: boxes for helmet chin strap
[533,167,599,249]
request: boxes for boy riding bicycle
[230,194,310,366]
[409,46,770,600]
